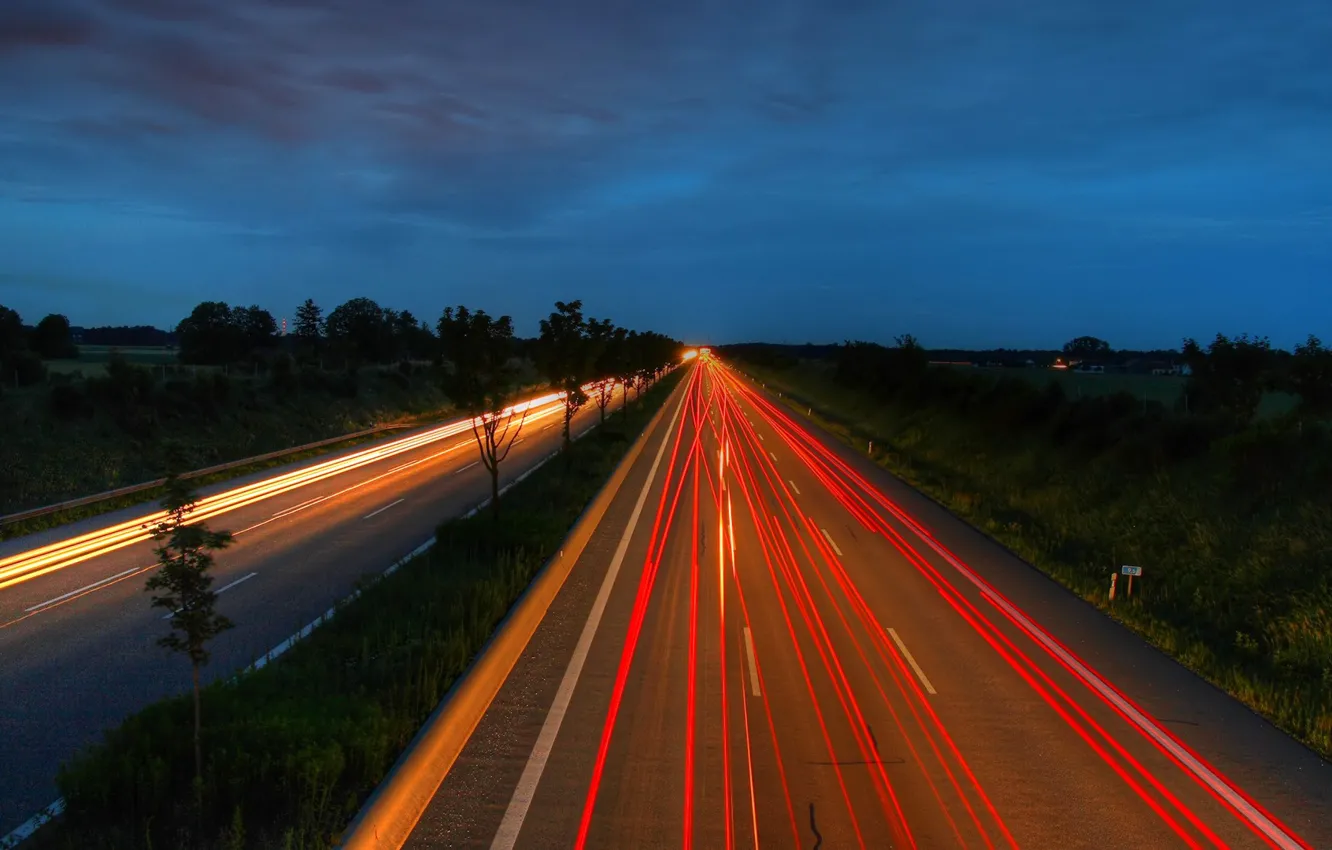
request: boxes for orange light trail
[0,386,607,593]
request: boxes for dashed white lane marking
[363,498,405,520]
[820,527,843,558]
[24,567,143,613]
[888,627,937,695]
[161,572,258,619]
[743,627,761,696]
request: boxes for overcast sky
[0,0,1328,348]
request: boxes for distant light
[682,349,698,361]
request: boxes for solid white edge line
[489,386,687,850]
[363,498,406,520]
[917,531,1305,848]
[216,571,258,594]
[888,627,937,695]
[788,480,800,496]
[743,627,761,697]
[24,566,141,612]
[820,527,843,558]
[248,536,436,673]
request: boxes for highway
[401,357,1329,849]
[0,387,623,838]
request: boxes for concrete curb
[337,376,687,850]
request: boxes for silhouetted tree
[1062,336,1111,361]
[392,309,436,361]
[1182,333,1275,421]
[324,297,395,364]
[537,300,591,450]
[1289,335,1332,419]
[176,301,241,365]
[293,298,323,359]
[438,305,527,517]
[586,317,618,423]
[232,305,278,354]
[31,314,78,359]
[143,474,234,790]
[0,305,23,352]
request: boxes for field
[938,363,1297,417]
[76,345,178,363]
[40,346,182,380]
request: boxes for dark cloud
[0,1,98,52]
[0,0,1329,345]
[318,68,391,94]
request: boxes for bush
[49,384,91,420]
[3,350,46,387]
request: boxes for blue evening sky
[0,0,1328,348]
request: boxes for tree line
[440,298,679,517]
[818,332,1332,424]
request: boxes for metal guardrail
[0,423,414,528]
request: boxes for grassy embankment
[29,370,681,850]
[738,357,1331,758]
[0,348,541,538]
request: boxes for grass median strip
[27,372,682,850]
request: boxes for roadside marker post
[1108,573,1117,602]
[1121,565,1142,597]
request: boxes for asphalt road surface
[0,388,623,837]
[406,357,1329,849]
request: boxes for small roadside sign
[1121,565,1142,576]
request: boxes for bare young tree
[438,305,527,518]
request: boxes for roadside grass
[33,372,681,850]
[1,370,552,541]
[0,367,466,534]
[741,359,1332,760]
